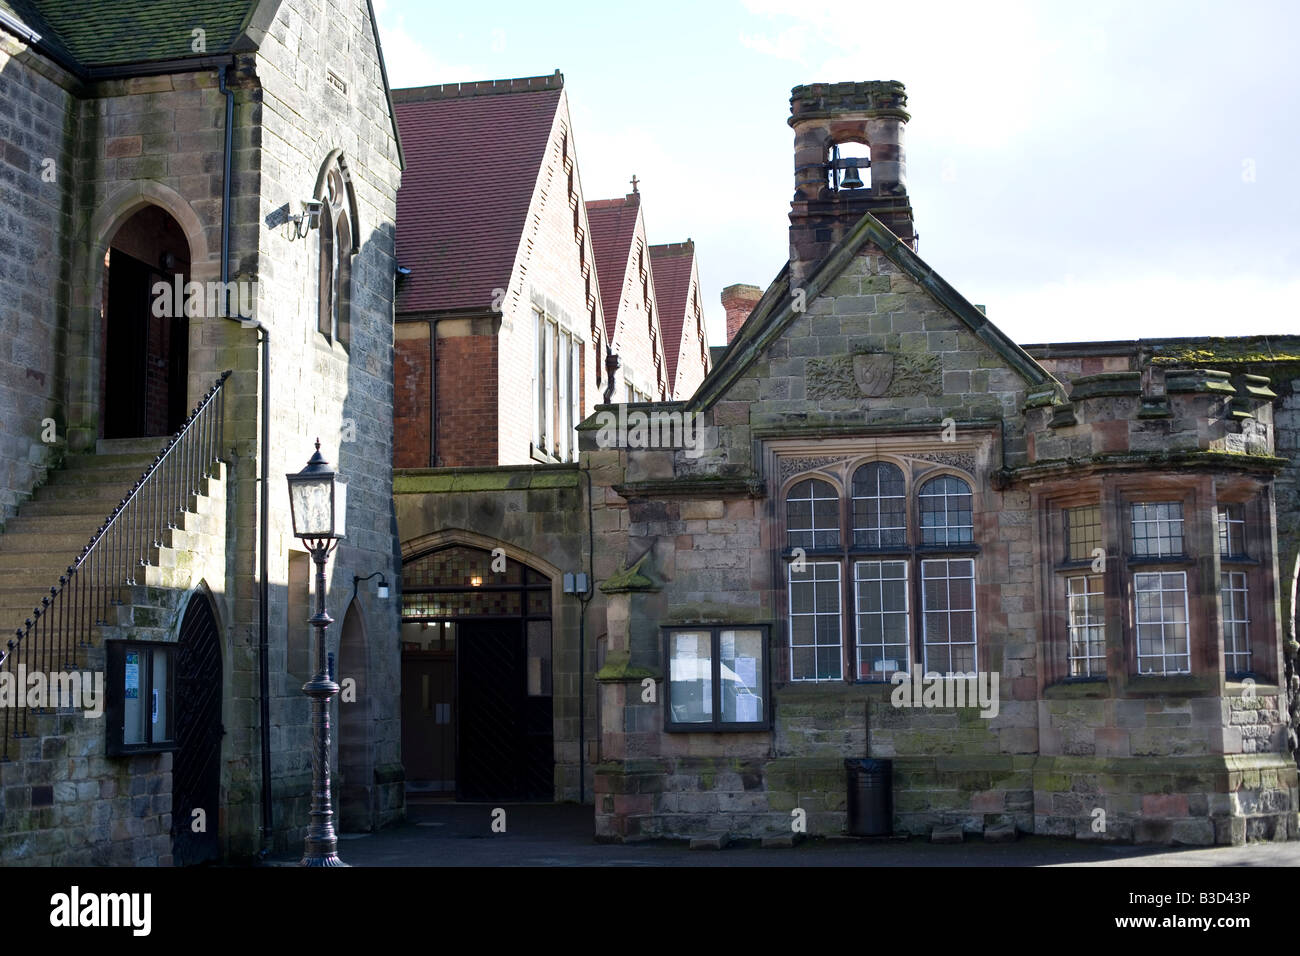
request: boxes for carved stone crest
[853,352,894,396]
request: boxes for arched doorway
[337,599,371,830]
[401,545,554,801]
[101,205,191,439]
[172,591,223,866]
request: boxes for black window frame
[105,639,177,756]
[661,624,771,733]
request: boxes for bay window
[1045,483,1275,685]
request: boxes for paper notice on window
[735,694,759,722]
[734,656,757,689]
[125,652,140,700]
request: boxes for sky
[372,0,1300,348]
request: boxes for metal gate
[172,594,223,866]
[457,619,553,801]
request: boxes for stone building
[390,72,605,801]
[0,0,404,864]
[391,75,1299,845]
[389,72,715,805]
[584,80,1300,845]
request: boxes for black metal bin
[845,758,893,837]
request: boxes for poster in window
[125,651,140,700]
[733,656,757,690]
[734,693,759,723]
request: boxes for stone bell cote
[788,80,917,286]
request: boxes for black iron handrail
[0,370,231,760]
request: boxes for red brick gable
[393,80,562,314]
[585,194,640,341]
[648,241,696,392]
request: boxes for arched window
[315,155,358,345]
[780,462,980,682]
[852,461,906,549]
[919,475,973,546]
[785,478,840,550]
[317,201,335,337]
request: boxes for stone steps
[0,441,222,645]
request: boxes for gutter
[0,9,41,45]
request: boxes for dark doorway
[400,546,554,802]
[337,600,371,830]
[401,635,455,793]
[102,206,190,439]
[172,593,223,866]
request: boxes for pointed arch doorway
[400,545,554,801]
[172,591,223,866]
[101,205,191,439]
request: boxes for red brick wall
[394,330,431,468]
[436,333,498,467]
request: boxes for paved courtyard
[263,801,1300,867]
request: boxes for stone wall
[394,464,596,800]
[587,238,1299,846]
[245,0,405,852]
[1,463,228,865]
[0,37,76,520]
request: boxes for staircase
[0,439,163,641]
[0,372,230,764]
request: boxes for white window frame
[1220,570,1251,675]
[920,557,977,676]
[788,561,843,682]
[1133,570,1190,675]
[1130,501,1185,558]
[534,308,548,452]
[1217,504,1246,558]
[557,327,571,460]
[854,559,910,678]
[1066,574,1106,677]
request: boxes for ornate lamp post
[286,440,348,867]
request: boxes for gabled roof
[393,74,564,314]
[1,1,403,168]
[0,0,268,71]
[691,210,1063,411]
[585,193,641,340]
[648,241,696,389]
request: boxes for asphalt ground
[262,799,1300,867]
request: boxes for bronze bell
[839,159,864,190]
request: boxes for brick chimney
[722,283,763,344]
[788,81,916,288]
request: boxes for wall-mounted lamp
[352,571,390,604]
[563,572,590,595]
[469,575,483,588]
[291,199,325,239]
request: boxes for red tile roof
[585,194,640,340]
[393,76,562,314]
[649,241,696,391]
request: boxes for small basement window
[105,640,176,756]
[662,625,769,732]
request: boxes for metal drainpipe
[217,59,274,856]
[424,315,463,466]
[579,465,596,805]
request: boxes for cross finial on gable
[630,174,639,194]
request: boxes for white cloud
[984,274,1300,345]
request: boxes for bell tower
[788,80,916,286]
